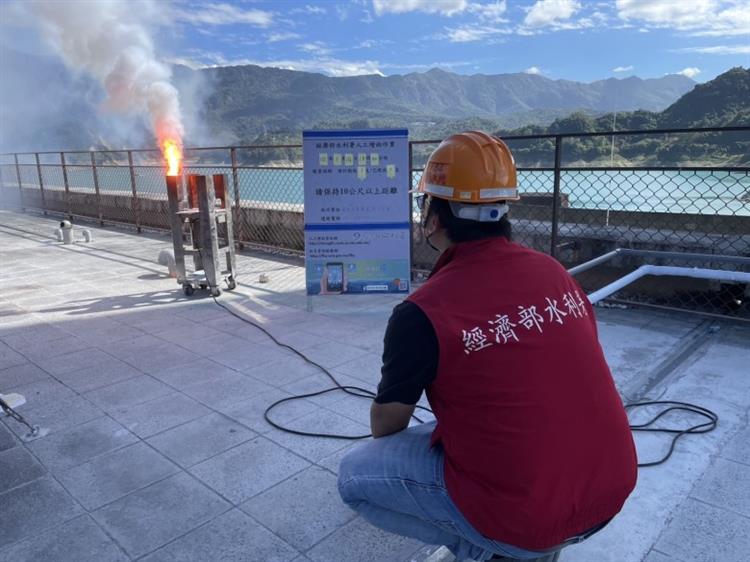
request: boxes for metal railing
[1,126,748,319]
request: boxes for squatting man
[337,131,637,562]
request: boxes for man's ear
[427,209,442,232]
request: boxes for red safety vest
[408,237,637,551]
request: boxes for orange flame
[162,139,182,176]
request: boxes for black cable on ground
[625,401,718,467]
[213,296,719,460]
[211,296,430,439]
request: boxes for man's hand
[370,401,416,438]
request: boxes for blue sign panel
[303,129,410,295]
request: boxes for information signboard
[302,129,410,295]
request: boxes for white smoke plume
[30,0,183,150]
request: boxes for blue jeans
[338,422,554,561]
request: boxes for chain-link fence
[1,126,748,320]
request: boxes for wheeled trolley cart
[166,173,237,297]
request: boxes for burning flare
[162,139,182,176]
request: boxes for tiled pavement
[0,211,439,562]
[1,210,749,562]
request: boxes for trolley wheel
[226,276,236,291]
[199,283,208,290]
[183,284,195,296]
[210,287,222,297]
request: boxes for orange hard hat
[416,131,519,203]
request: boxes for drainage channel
[624,320,717,402]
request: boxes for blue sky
[3,0,749,82]
[163,0,750,82]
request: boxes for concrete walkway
[1,210,749,562]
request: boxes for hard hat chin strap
[449,201,509,222]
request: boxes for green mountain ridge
[491,67,750,167]
[185,63,694,144]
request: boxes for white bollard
[158,249,177,278]
[81,229,92,243]
[59,220,73,244]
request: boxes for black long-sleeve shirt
[374,301,439,405]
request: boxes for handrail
[2,126,748,157]
[410,125,750,144]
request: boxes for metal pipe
[568,249,623,275]
[569,248,750,276]
[77,162,748,173]
[4,125,747,158]
[607,298,750,325]
[90,152,103,226]
[61,152,71,219]
[127,150,141,232]
[14,154,23,210]
[549,136,563,258]
[562,166,750,172]
[587,265,750,304]
[192,144,302,151]
[411,125,750,144]
[408,140,415,278]
[35,153,47,215]
[409,166,746,173]
[230,147,243,249]
[620,249,750,266]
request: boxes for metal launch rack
[166,173,237,297]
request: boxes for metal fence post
[550,135,563,258]
[230,147,243,249]
[14,154,24,211]
[61,152,72,219]
[91,152,103,226]
[127,150,142,232]
[408,140,414,280]
[35,153,47,215]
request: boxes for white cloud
[356,39,394,49]
[336,4,350,21]
[381,61,475,71]
[299,41,331,55]
[524,66,542,74]
[173,3,273,27]
[674,44,750,55]
[446,24,511,42]
[616,0,750,37]
[467,1,508,23]
[373,0,468,16]
[164,56,204,70]
[267,32,302,43]
[523,0,581,28]
[167,50,232,69]
[589,10,609,25]
[675,67,701,78]
[612,65,634,72]
[175,50,384,77]
[253,58,385,77]
[290,5,327,15]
